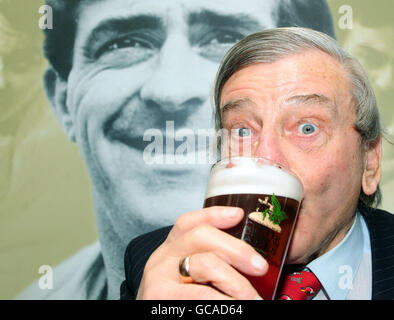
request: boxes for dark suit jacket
[120,205,394,300]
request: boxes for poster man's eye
[97,36,154,58]
[298,123,317,135]
[206,32,243,45]
[106,38,145,51]
[197,30,244,61]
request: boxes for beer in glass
[203,156,303,300]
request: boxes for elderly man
[121,27,394,300]
[18,0,335,299]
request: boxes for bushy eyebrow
[284,94,330,105]
[220,94,337,124]
[220,98,257,125]
[188,10,264,30]
[283,94,338,115]
[221,98,255,115]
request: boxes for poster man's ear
[43,68,76,142]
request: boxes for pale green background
[0,0,393,299]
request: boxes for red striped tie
[277,270,322,300]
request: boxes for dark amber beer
[203,157,303,300]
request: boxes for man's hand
[136,206,268,300]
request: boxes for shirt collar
[306,212,364,300]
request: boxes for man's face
[65,0,278,238]
[220,50,373,264]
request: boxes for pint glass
[203,156,303,300]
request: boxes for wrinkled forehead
[75,0,280,37]
[219,51,353,117]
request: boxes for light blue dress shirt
[306,212,372,300]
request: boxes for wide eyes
[298,123,317,135]
[233,127,252,138]
[231,123,318,139]
[232,124,317,136]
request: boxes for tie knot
[277,270,322,300]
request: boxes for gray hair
[213,27,383,208]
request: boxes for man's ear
[361,137,382,196]
[44,68,76,142]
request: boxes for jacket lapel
[361,205,394,300]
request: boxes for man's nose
[252,129,289,168]
[139,35,208,115]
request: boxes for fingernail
[223,207,242,218]
[250,254,266,271]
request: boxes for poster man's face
[62,0,278,237]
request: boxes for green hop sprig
[261,194,288,225]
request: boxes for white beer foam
[205,157,303,201]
